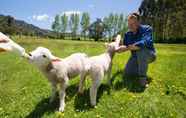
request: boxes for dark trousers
[124,48,156,79]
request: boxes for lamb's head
[0,32,29,58]
[106,35,121,53]
[28,47,57,68]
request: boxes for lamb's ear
[0,48,7,52]
[104,43,109,47]
[36,46,43,50]
[115,35,121,44]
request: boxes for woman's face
[128,18,140,33]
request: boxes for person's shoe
[139,78,148,88]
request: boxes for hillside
[0,15,62,38]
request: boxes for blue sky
[0,0,142,30]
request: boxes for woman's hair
[128,12,140,21]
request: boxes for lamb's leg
[49,82,57,103]
[90,71,103,106]
[59,77,68,112]
[107,64,112,85]
[78,72,87,94]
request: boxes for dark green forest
[139,0,186,43]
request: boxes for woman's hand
[115,45,128,53]
[128,44,140,51]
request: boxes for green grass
[0,37,186,118]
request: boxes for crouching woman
[116,13,156,87]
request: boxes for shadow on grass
[25,81,111,116]
[73,70,153,111]
[25,97,58,118]
[110,70,152,93]
[25,71,152,116]
[74,84,111,111]
[25,84,78,118]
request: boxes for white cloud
[32,14,49,21]
[61,11,81,16]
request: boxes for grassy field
[0,37,186,118]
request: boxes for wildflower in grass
[172,85,175,88]
[132,94,137,98]
[161,92,165,96]
[170,113,174,117]
[74,113,77,117]
[96,114,101,118]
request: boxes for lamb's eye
[42,55,47,58]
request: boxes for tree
[103,16,110,40]
[88,18,106,41]
[113,13,119,35]
[120,15,128,37]
[80,12,90,40]
[69,13,80,39]
[52,15,61,32]
[118,14,124,32]
[103,13,127,41]
[108,13,115,39]
[60,14,68,33]
[102,13,115,41]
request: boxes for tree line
[139,0,186,43]
[52,12,128,41]
[53,0,186,43]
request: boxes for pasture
[0,37,186,118]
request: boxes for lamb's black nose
[28,53,32,56]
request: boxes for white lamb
[78,35,121,106]
[27,47,90,112]
[0,32,28,57]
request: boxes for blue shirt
[123,25,155,53]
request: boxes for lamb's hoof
[59,107,65,112]
[90,102,96,108]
